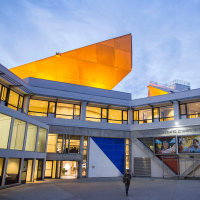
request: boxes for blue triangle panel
[91,137,125,174]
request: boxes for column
[128,107,133,124]
[173,100,180,121]
[22,94,30,114]
[80,102,87,121]
[78,136,84,178]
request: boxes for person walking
[123,169,131,196]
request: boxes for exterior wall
[0,104,49,188]
[88,137,124,177]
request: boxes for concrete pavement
[0,177,200,200]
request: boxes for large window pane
[133,110,138,121]
[45,161,52,177]
[28,99,48,116]
[108,109,122,124]
[139,109,152,123]
[123,110,128,121]
[56,103,73,115]
[0,113,12,149]
[1,86,7,101]
[153,108,159,119]
[69,136,80,153]
[57,134,63,153]
[86,106,101,122]
[37,128,47,153]
[8,90,19,108]
[10,119,26,150]
[74,105,80,116]
[25,124,37,152]
[5,158,20,185]
[47,134,57,153]
[102,109,107,118]
[160,106,174,119]
[187,102,200,118]
[0,158,4,184]
[48,102,56,113]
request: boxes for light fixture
[175,122,179,125]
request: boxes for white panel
[89,138,123,177]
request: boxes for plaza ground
[0,177,200,200]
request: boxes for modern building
[1,34,200,189]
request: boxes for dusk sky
[0,0,200,99]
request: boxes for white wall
[132,143,170,177]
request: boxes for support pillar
[80,102,87,121]
[173,100,180,121]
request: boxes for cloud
[0,0,200,99]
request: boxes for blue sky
[0,0,200,99]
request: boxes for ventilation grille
[134,157,151,177]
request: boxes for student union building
[0,34,200,189]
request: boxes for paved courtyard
[0,177,200,200]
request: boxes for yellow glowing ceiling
[148,86,169,97]
[10,34,132,90]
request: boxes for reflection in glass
[139,109,152,124]
[28,99,48,117]
[47,134,57,153]
[5,158,20,185]
[25,124,37,152]
[37,128,47,153]
[10,119,26,150]
[0,113,12,149]
[86,106,101,122]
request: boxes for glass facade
[69,136,80,153]
[86,106,101,122]
[5,158,20,185]
[47,134,57,153]
[0,113,12,149]
[180,102,200,118]
[0,158,4,184]
[159,106,174,121]
[45,161,52,177]
[25,124,37,152]
[10,119,26,150]
[28,99,48,117]
[37,128,47,153]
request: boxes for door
[21,160,28,184]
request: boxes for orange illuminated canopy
[10,34,132,90]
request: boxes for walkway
[0,177,200,200]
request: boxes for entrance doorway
[61,161,78,179]
[21,159,33,184]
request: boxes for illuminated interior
[9,34,132,90]
[180,102,200,118]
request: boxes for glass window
[74,105,80,116]
[28,99,48,117]
[47,134,57,153]
[133,110,138,121]
[83,136,88,149]
[25,124,37,152]
[82,163,87,177]
[153,108,159,119]
[0,113,12,149]
[5,158,20,185]
[83,150,87,162]
[37,128,47,153]
[160,106,174,121]
[56,103,73,119]
[123,110,128,121]
[48,102,56,113]
[108,109,122,124]
[10,119,26,150]
[69,135,80,153]
[102,109,107,119]
[18,96,24,109]
[1,86,7,101]
[0,158,4,184]
[26,160,33,182]
[64,135,69,153]
[187,102,200,118]
[139,109,152,124]
[126,155,130,170]
[8,90,19,108]
[45,161,52,177]
[57,134,63,153]
[126,139,130,145]
[86,106,101,122]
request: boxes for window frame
[133,109,153,124]
[108,108,128,124]
[158,106,174,122]
[180,102,200,119]
[86,106,108,122]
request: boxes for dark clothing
[125,183,130,195]
[123,173,131,195]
